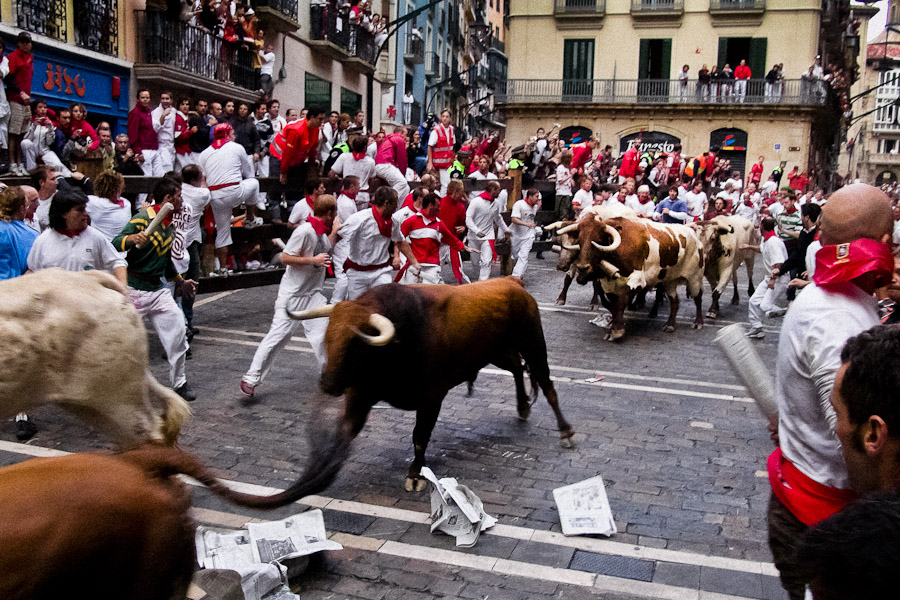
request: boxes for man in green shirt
[113,178,197,401]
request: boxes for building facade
[501,0,862,183]
[462,0,509,137]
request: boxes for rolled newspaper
[136,202,174,248]
[714,323,778,426]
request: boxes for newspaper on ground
[552,476,617,537]
[421,467,497,548]
[194,509,341,600]
[714,323,778,427]
[588,309,613,330]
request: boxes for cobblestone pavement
[1,253,791,599]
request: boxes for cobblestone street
[0,255,790,599]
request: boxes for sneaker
[745,327,765,339]
[766,308,787,319]
[209,268,230,278]
[175,383,196,402]
[15,418,37,440]
[244,216,264,228]
[256,199,267,211]
[188,324,200,336]
[240,380,255,398]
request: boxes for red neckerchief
[342,189,358,201]
[306,195,315,211]
[784,204,797,215]
[307,216,328,235]
[110,198,125,208]
[369,204,392,237]
[352,151,367,160]
[763,231,777,241]
[152,204,174,225]
[211,138,229,149]
[743,195,754,207]
[813,238,894,290]
[478,191,493,202]
[59,228,81,238]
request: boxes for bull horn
[551,244,562,253]
[562,243,581,251]
[544,221,563,231]
[591,225,622,252]
[556,223,579,235]
[354,313,396,346]
[599,260,620,276]
[288,304,335,320]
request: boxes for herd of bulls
[549,205,758,341]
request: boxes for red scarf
[743,196,754,208]
[370,204,392,237]
[352,151,367,160]
[59,228,82,238]
[152,204,174,225]
[211,138,229,149]
[813,238,894,290]
[307,216,328,235]
[110,198,125,208]
[341,189,358,201]
[763,230,776,241]
[306,195,315,211]
[784,204,797,215]
[478,191,493,202]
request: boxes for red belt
[344,258,392,272]
[209,181,240,191]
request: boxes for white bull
[0,269,190,445]
[694,215,758,319]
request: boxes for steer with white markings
[694,215,758,319]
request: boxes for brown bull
[284,277,575,492]
[694,216,757,319]
[0,446,323,600]
[571,215,705,340]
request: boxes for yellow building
[500,0,862,182]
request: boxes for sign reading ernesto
[619,131,680,155]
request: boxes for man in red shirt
[269,105,325,220]
[734,59,751,103]
[397,192,476,285]
[748,155,765,187]
[7,33,33,176]
[570,136,599,173]
[375,125,410,200]
[438,178,469,284]
[619,137,640,182]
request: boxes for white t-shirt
[684,191,708,218]
[260,51,275,76]
[572,188,594,217]
[724,177,743,192]
[761,234,788,272]
[339,207,399,267]
[267,114,287,136]
[180,184,211,246]
[468,170,497,202]
[34,196,53,231]
[391,204,417,241]
[625,196,655,218]
[86,196,131,243]
[768,202,785,219]
[279,221,331,299]
[151,105,176,147]
[27,226,126,273]
[465,196,508,242]
[555,164,573,196]
[760,180,778,197]
[776,282,881,489]
[336,193,359,226]
[510,199,537,240]
[330,152,376,191]
[289,199,313,225]
[199,141,254,187]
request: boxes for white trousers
[346,266,393,300]
[375,163,410,199]
[748,277,789,329]
[257,155,269,206]
[129,287,188,389]
[734,79,747,102]
[330,242,350,303]
[437,168,450,196]
[21,140,71,176]
[439,244,470,284]
[175,152,195,172]
[511,235,534,278]
[158,144,175,174]
[242,291,329,386]
[399,263,441,285]
[140,149,165,177]
[472,238,494,281]
[210,179,260,248]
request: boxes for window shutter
[717,38,727,70]
[639,39,649,80]
[661,39,672,79]
[748,38,767,79]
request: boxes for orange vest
[431,124,455,170]
[269,119,309,162]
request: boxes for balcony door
[563,39,594,99]
[638,39,671,101]
[718,37,767,97]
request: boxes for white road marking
[194,290,239,307]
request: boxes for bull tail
[149,374,192,446]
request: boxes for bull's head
[573,216,623,285]
[288,303,396,396]
[552,220,582,272]
[694,220,734,263]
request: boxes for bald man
[767,184,895,600]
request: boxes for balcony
[17,0,119,57]
[709,0,765,14]
[133,10,258,102]
[553,0,606,18]
[495,78,827,107]
[308,5,378,71]
[631,0,684,18]
[868,152,900,166]
[253,0,300,33]
[426,52,440,77]
[405,33,425,65]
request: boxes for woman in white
[86,171,131,247]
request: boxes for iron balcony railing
[495,78,828,106]
[254,0,298,21]
[135,10,255,91]
[74,0,119,56]
[553,0,606,15]
[405,33,425,64]
[631,0,684,14]
[709,0,765,11]
[18,0,68,43]
[309,4,378,65]
[426,52,440,76]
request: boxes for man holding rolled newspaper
[764,184,895,600]
[113,178,197,401]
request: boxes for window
[875,70,900,132]
[717,37,767,78]
[340,87,363,116]
[638,38,671,98]
[563,39,594,97]
[305,73,332,109]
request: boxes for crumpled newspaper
[421,467,497,548]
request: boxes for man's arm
[396,240,420,271]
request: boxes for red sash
[767,448,855,526]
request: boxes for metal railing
[709,0,765,10]
[73,0,118,56]
[553,0,606,15]
[135,10,255,91]
[405,33,425,64]
[254,0,299,21]
[18,0,67,43]
[426,52,440,76]
[495,78,828,106]
[308,4,377,65]
[631,0,684,13]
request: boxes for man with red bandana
[744,216,789,339]
[397,192,476,285]
[240,194,336,398]
[763,184,895,599]
[438,179,469,284]
[465,180,509,281]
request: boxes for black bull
[280,277,576,494]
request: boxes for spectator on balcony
[709,64,720,102]
[0,49,8,168]
[270,106,325,220]
[311,0,327,39]
[677,65,690,102]
[259,42,276,99]
[697,64,710,102]
[374,15,388,48]
[7,32,33,177]
[150,92,177,174]
[22,101,70,177]
[765,65,781,102]
[127,89,163,178]
[720,63,734,102]
[235,7,256,90]
[734,59,751,103]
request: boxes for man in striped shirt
[397,192,477,285]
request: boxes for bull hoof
[589,303,599,312]
[404,476,428,492]
[517,404,531,421]
[663,325,676,333]
[606,328,625,341]
[556,298,566,306]
[730,296,740,306]
[467,382,475,397]
[706,310,718,319]
[560,436,575,449]
[693,322,703,330]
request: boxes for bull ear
[716,225,734,235]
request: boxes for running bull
[286,277,575,492]
[565,215,705,341]
[694,215,757,319]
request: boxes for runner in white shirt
[683,181,708,221]
[626,185,656,218]
[288,179,326,227]
[745,216,789,337]
[199,123,261,276]
[318,112,339,164]
[240,195,336,398]
[715,182,738,212]
[467,155,497,202]
[466,181,509,281]
[510,189,540,279]
[555,152,574,220]
[571,176,594,219]
[734,183,762,223]
[85,171,131,245]
[329,136,376,206]
[330,177,362,303]
[150,92,177,173]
